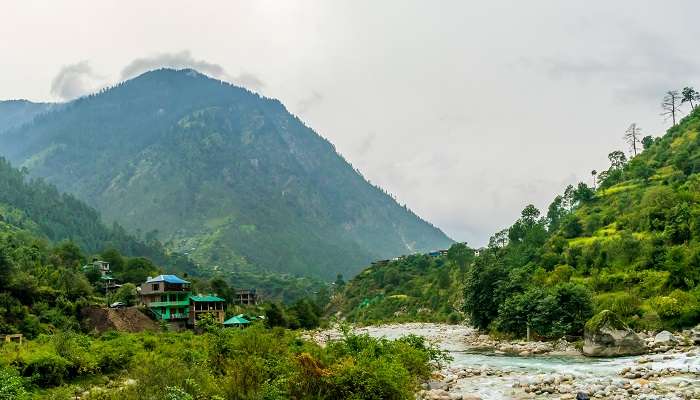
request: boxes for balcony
[148,299,190,308]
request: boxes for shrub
[594,292,640,318]
[650,296,681,319]
[22,352,70,387]
[0,367,29,400]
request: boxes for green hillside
[333,244,473,324]
[461,108,700,338]
[0,157,194,273]
[0,69,453,280]
[339,108,700,336]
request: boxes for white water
[355,323,700,400]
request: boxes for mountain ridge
[0,68,453,280]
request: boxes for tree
[334,273,345,288]
[209,278,234,303]
[608,150,627,169]
[446,242,473,268]
[641,135,654,150]
[661,90,682,126]
[546,195,566,231]
[623,123,641,156]
[51,241,84,269]
[681,86,699,110]
[572,182,594,204]
[463,257,507,330]
[100,248,126,274]
[591,170,597,189]
[289,299,320,329]
[520,204,541,224]
[264,303,287,328]
[120,257,158,283]
[110,283,137,306]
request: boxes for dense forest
[0,68,453,282]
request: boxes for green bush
[650,296,681,319]
[594,292,640,318]
[22,352,70,387]
[0,367,29,400]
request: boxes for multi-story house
[139,274,226,329]
[139,275,192,329]
[234,289,258,305]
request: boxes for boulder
[691,325,700,345]
[582,310,646,357]
[653,330,677,346]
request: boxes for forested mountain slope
[0,68,452,279]
[462,108,700,338]
[332,243,474,324]
[0,100,54,134]
[0,157,194,273]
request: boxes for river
[348,323,700,400]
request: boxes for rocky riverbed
[312,323,700,400]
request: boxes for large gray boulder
[582,310,646,357]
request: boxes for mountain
[0,68,453,280]
[0,156,195,274]
[0,100,54,134]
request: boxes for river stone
[582,310,646,357]
[690,325,700,344]
[654,330,677,345]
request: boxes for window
[152,283,160,291]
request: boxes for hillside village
[81,260,260,331]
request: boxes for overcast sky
[2,1,700,246]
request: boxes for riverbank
[312,323,700,400]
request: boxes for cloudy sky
[2,1,700,246]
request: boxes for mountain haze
[0,69,453,279]
[0,100,54,134]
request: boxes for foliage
[495,284,593,339]
[460,108,700,336]
[0,157,196,275]
[0,367,29,400]
[336,243,475,324]
[0,326,445,399]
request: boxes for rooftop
[190,295,225,302]
[146,275,190,284]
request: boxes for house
[139,275,192,329]
[189,295,226,325]
[428,249,449,258]
[138,274,227,329]
[99,274,120,293]
[82,260,111,276]
[234,289,258,305]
